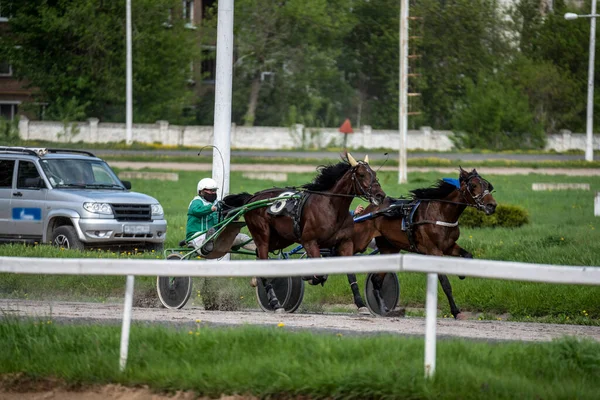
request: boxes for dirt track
[3,299,600,342]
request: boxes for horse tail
[222,192,253,208]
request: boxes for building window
[0,102,19,120]
[201,47,216,84]
[0,61,12,76]
[0,1,12,21]
[183,0,195,29]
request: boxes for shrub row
[460,204,529,228]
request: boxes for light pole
[125,0,132,145]
[565,3,598,161]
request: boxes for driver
[186,177,256,256]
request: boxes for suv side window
[0,160,15,188]
[17,161,43,189]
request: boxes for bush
[460,204,529,228]
[0,117,20,145]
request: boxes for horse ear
[347,152,358,167]
[459,166,468,181]
[364,154,369,164]
[472,168,478,176]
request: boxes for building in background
[0,2,36,121]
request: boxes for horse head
[459,167,497,215]
[347,153,386,206]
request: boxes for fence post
[424,273,438,378]
[595,192,600,216]
[119,275,135,372]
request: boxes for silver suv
[0,147,167,251]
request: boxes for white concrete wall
[17,115,600,152]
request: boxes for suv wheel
[51,226,84,251]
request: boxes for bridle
[350,161,381,204]
[461,174,493,211]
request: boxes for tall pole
[125,0,133,145]
[586,0,597,162]
[398,0,409,183]
[213,0,234,260]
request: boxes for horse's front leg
[430,247,465,320]
[437,274,464,320]
[301,240,329,286]
[448,244,474,280]
[338,239,369,314]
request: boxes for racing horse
[222,153,386,312]
[352,167,497,318]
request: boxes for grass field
[1,169,599,324]
[1,319,599,399]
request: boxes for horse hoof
[455,312,468,320]
[357,307,370,315]
[274,307,285,314]
[249,277,258,287]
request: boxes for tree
[204,0,355,127]
[1,0,197,123]
[451,74,545,149]
[414,0,513,129]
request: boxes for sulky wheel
[255,276,305,313]
[364,272,400,316]
[156,253,193,310]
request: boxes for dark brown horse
[223,153,386,312]
[352,167,497,318]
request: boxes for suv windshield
[39,158,124,189]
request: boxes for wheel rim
[53,234,70,249]
[157,253,192,309]
[157,276,192,309]
[364,272,400,316]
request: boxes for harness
[266,191,310,240]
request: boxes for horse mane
[410,180,458,200]
[222,192,252,208]
[302,159,352,191]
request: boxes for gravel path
[108,162,600,176]
[3,299,600,342]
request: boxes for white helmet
[197,178,218,192]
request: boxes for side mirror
[24,177,46,189]
[121,180,132,190]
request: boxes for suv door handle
[12,192,23,197]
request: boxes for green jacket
[186,196,219,240]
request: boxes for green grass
[1,170,600,322]
[102,154,600,169]
[1,319,599,399]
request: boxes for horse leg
[448,244,474,280]
[438,274,464,320]
[346,274,368,313]
[337,239,369,314]
[370,272,390,315]
[255,241,284,313]
[301,241,329,286]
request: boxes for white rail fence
[1,254,600,378]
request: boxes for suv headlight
[151,204,164,216]
[83,202,113,215]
